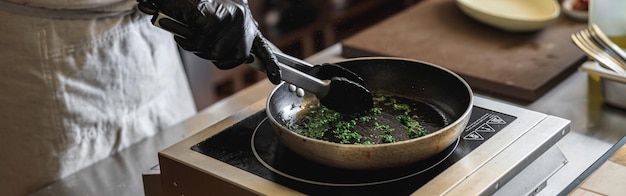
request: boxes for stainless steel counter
[33,44,626,195]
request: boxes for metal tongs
[136,1,373,113]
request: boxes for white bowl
[456,0,561,32]
[561,0,588,22]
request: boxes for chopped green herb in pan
[290,94,431,144]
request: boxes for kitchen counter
[33,45,626,195]
[562,136,626,195]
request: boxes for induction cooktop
[158,96,570,195]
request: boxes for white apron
[0,1,196,195]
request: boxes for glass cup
[589,0,626,48]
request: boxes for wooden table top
[341,0,588,102]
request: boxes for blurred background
[180,0,420,111]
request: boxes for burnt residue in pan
[289,93,451,145]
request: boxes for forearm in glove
[150,0,281,84]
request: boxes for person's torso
[0,0,136,19]
[0,8,195,195]
[4,0,135,11]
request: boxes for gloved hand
[147,0,281,84]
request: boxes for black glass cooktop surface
[191,106,515,195]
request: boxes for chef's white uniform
[0,0,196,195]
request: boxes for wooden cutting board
[341,0,588,101]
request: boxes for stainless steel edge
[413,96,550,195]
[445,115,571,195]
[494,146,568,196]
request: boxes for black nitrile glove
[150,0,281,84]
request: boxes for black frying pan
[266,57,473,170]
